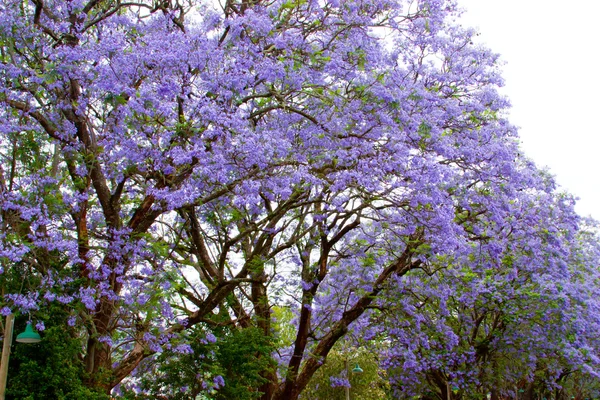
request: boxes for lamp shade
[16,322,41,343]
[352,363,363,374]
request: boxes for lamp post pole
[0,314,15,400]
[344,358,350,400]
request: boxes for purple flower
[213,375,225,389]
[174,344,193,354]
[206,332,217,343]
[330,376,350,388]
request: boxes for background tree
[376,194,600,399]
[300,345,390,400]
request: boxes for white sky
[456,0,600,220]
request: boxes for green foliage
[271,306,295,348]
[215,327,275,400]
[301,347,390,400]
[127,326,275,400]
[6,308,109,400]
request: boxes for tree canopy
[1,0,599,399]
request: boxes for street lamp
[0,314,42,400]
[344,359,363,400]
[16,322,41,344]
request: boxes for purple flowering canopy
[1,0,599,398]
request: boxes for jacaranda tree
[376,200,600,398]
[1,0,599,399]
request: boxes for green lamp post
[0,315,42,400]
[352,363,363,374]
[344,360,364,400]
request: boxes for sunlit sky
[456,0,600,220]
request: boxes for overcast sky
[456,0,600,220]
